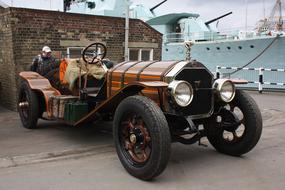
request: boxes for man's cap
[42,46,52,53]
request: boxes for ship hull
[162,35,285,89]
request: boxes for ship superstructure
[146,0,285,90]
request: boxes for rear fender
[74,81,168,126]
[19,71,61,112]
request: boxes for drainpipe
[124,0,130,61]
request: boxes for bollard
[216,66,220,79]
[258,67,264,94]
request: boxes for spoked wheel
[82,43,107,64]
[113,96,171,181]
[205,90,262,156]
[18,82,40,129]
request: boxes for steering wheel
[82,43,107,64]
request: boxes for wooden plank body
[107,61,184,106]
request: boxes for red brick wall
[0,7,162,110]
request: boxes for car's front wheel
[205,90,262,156]
[113,96,171,180]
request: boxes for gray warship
[68,0,285,90]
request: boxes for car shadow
[36,119,114,145]
[152,141,251,183]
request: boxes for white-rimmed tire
[205,90,262,156]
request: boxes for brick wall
[0,7,162,110]
[0,8,18,110]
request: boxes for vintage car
[18,43,262,180]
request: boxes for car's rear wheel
[113,96,171,180]
[205,90,262,156]
[18,82,39,129]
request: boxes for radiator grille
[174,67,214,118]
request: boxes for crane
[269,0,283,31]
[259,0,284,32]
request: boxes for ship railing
[216,66,285,93]
[163,33,185,43]
[164,32,231,43]
[164,29,266,43]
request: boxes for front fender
[74,81,168,126]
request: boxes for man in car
[30,46,60,76]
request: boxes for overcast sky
[132,0,277,30]
[1,0,63,11]
[1,0,279,30]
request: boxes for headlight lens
[168,80,194,107]
[213,79,235,102]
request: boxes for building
[0,7,162,110]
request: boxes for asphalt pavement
[0,91,284,190]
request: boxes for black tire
[206,90,262,156]
[113,96,171,180]
[18,82,40,129]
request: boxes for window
[129,49,153,61]
[66,47,84,59]
[141,50,151,61]
[129,49,139,61]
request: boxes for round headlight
[168,80,194,107]
[213,79,235,102]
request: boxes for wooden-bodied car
[18,43,262,180]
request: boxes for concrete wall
[0,7,162,110]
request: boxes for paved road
[0,91,284,190]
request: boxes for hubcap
[18,91,30,121]
[129,134,137,144]
[120,115,151,164]
[19,101,29,108]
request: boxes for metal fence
[216,66,285,93]
[163,29,268,43]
